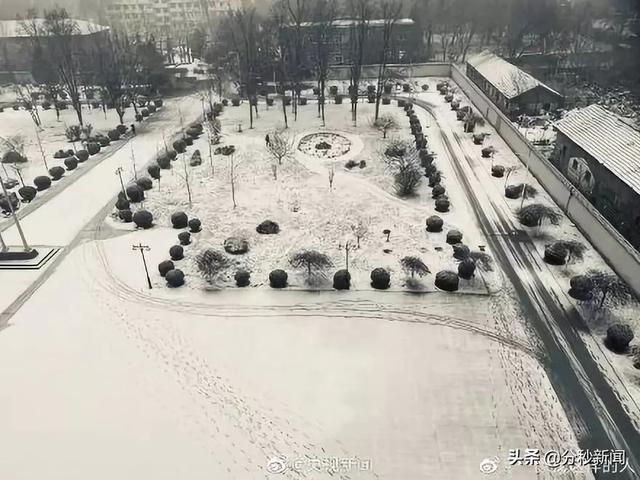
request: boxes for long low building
[551,104,640,250]
[467,51,564,118]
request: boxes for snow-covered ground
[415,77,640,424]
[0,237,584,479]
[112,99,497,293]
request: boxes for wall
[326,62,451,81]
[450,64,640,295]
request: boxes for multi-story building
[283,18,422,69]
[105,0,238,39]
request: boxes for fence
[449,64,640,296]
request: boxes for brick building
[467,51,564,118]
[551,104,640,250]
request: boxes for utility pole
[115,167,126,196]
[339,240,354,272]
[132,243,152,289]
[0,178,32,253]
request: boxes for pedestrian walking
[265,133,270,147]
[131,124,136,136]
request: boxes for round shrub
[491,165,505,178]
[76,149,89,162]
[435,197,451,213]
[568,275,593,301]
[224,237,249,255]
[178,231,191,245]
[186,127,200,138]
[0,193,19,212]
[132,209,153,229]
[96,136,111,147]
[136,177,153,191]
[116,124,127,135]
[126,184,145,203]
[141,108,150,117]
[426,215,444,232]
[64,156,78,170]
[605,323,634,352]
[432,184,446,198]
[87,142,101,155]
[382,97,391,105]
[18,186,37,202]
[135,114,143,122]
[452,244,470,260]
[148,104,157,113]
[108,129,121,141]
[173,139,187,153]
[184,136,194,146]
[235,270,251,287]
[458,259,476,279]
[53,149,69,159]
[118,209,133,222]
[171,211,188,229]
[544,243,567,265]
[49,166,65,180]
[169,245,184,261]
[157,154,171,170]
[370,267,391,290]
[147,163,161,179]
[154,99,163,108]
[188,218,201,233]
[166,269,185,287]
[446,230,463,244]
[158,260,175,277]
[34,176,52,191]
[435,270,459,291]
[257,220,280,235]
[115,193,130,210]
[505,184,523,199]
[333,269,351,290]
[190,123,204,133]
[167,150,178,160]
[269,269,288,288]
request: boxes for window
[583,171,591,182]
[571,158,578,169]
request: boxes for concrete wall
[327,62,451,81]
[450,64,640,296]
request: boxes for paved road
[410,97,640,478]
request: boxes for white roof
[554,104,640,195]
[467,50,561,100]
[0,19,108,38]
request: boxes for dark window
[583,171,591,182]
[571,158,578,169]
[562,145,567,158]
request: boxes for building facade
[284,18,422,69]
[105,0,239,39]
[0,19,109,84]
[551,104,640,250]
[467,51,564,118]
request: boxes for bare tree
[230,6,260,129]
[229,154,240,209]
[14,84,41,127]
[310,0,338,126]
[22,8,86,125]
[371,114,398,139]
[348,0,373,126]
[177,153,193,207]
[374,0,402,120]
[350,216,370,248]
[290,249,333,282]
[267,129,296,165]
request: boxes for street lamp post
[132,243,152,289]
[0,177,32,253]
[115,167,126,196]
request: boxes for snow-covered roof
[467,50,562,100]
[554,104,640,195]
[0,19,108,38]
[299,18,415,28]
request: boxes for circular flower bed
[298,132,352,159]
